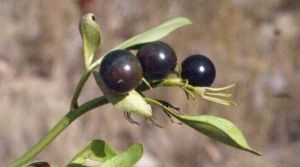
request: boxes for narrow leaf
[145,98,261,156]
[91,17,191,69]
[113,17,191,50]
[79,13,101,68]
[173,114,261,155]
[100,144,143,167]
[68,140,117,166]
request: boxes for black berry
[99,50,143,93]
[137,41,177,81]
[181,54,216,87]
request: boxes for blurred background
[1,0,300,166]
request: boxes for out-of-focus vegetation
[1,1,300,166]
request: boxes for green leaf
[145,98,262,156]
[113,17,191,50]
[67,140,117,166]
[100,144,143,167]
[172,114,261,155]
[91,17,191,69]
[79,13,101,68]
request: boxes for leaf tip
[179,17,193,25]
[246,148,263,156]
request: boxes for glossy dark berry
[99,50,143,93]
[137,41,177,81]
[181,54,216,87]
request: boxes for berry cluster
[99,41,216,93]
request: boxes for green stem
[70,70,91,110]
[7,96,109,167]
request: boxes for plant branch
[7,96,109,167]
[70,70,91,110]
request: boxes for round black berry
[99,50,143,93]
[181,54,216,87]
[137,41,177,81]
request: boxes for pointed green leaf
[68,140,117,166]
[172,114,261,155]
[145,98,261,156]
[100,144,143,167]
[113,17,191,50]
[79,13,101,68]
[91,17,191,69]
